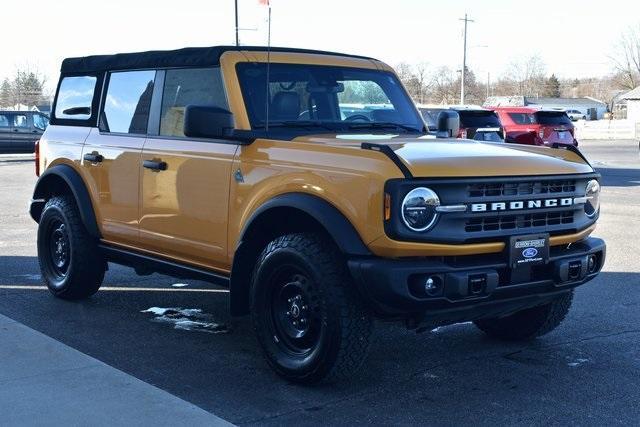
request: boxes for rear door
[82,70,156,246]
[0,112,11,152]
[10,112,36,152]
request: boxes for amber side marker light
[34,139,40,176]
[384,193,391,221]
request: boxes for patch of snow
[171,283,189,288]
[567,358,590,367]
[141,307,229,334]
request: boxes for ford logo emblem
[522,248,538,258]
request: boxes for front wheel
[251,233,373,383]
[474,290,573,341]
[37,196,105,299]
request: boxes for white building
[484,96,608,120]
[622,86,640,124]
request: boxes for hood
[294,134,593,177]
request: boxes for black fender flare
[30,164,101,238]
[229,193,372,315]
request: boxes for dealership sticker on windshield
[509,233,549,268]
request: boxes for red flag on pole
[258,0,270,5]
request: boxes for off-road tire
[250,232,373,384]
[37,196,105,299]
[474,290,574,341]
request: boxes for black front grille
[468,180,576,198]
[465,211,575,232]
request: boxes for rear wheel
[251,233,373,383]
[474,291,573,341]
[37,196,105,299]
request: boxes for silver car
[566,109,587,121]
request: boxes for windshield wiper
[346,122,422,133]
[254,120,337,131]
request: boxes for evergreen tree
[0,78,12,108]
[544,74,561,98]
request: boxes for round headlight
[585,179,600,218]
[401,187,440,231]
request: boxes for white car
[566,109,587,121]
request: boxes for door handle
[83,152,103,163]
[12,129,19,132]
[143,159,167,171]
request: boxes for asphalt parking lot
[1,140,639,425]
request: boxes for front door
[81,70,156,247]
[138,67,236,272]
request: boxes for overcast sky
[3,0,638,90]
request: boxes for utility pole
[235,0,239,46]
[459,13,474,105]
[486,72,490,100]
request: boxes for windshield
[236,63,425,133]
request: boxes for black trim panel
[361,142,413,178]
[30,164,101,238]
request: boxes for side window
[103,70,156,134]
[33,114,49,130]
[13,114,29,128]
[0,114,10,128]
[508,113,534,125]
[55,76,97,120]
[160,68,227,137]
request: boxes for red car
[492,107,578,146]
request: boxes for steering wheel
[279,82,296,91]
[345,114,371,123]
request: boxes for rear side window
[103,70,156,134]
[535,112,572,126]
[458,111,501,128]
[160,68,227,137]
[13,114,28,128]
[33,114,49,130]
[0,113,9,128]
[55,76,97,120]
[508,112,536,125]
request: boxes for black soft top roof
[60,45,375,74]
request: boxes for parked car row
[417,104,578,147]
[0,110,49,153]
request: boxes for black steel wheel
[251,233,373,383]
[37,196,105,299]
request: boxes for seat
[271,92,300,121]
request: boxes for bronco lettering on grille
[471,198,575,212]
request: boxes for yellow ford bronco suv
[31,46,605,383]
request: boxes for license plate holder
[509,233,549,269]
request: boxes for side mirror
[184,105,234,139]
[436,110,460,138]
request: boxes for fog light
[424,276,443,296]
[587,255,597,273]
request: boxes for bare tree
[1,66,49,108]
[610,24,640,90]
[504,55,547,96]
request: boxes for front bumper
[348,237,605,323]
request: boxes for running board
[99,244,230,287]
